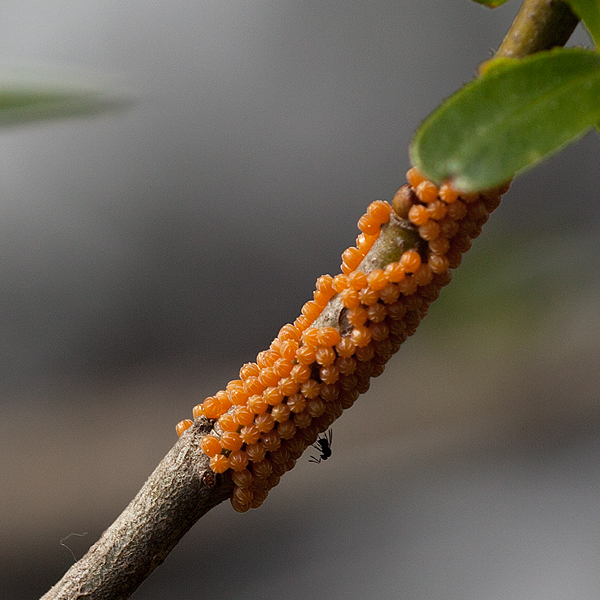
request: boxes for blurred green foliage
[0,79,129,127]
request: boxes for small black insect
[309,429,333,463]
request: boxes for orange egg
[290,363,312,383]
[293,315,310,332]
[315,346,336,367]
[215,390,232,413]
[428,236,450,256]
[357,214,380,236]
[232,469,253,488]
[370,322,390,342]
[347,270,368,290]
[354,344,375,362]
[301,300,322,323]
[412,263,433,286]
[351,326,372,347]
[397,275,418,295]
[406,166,427,189]
[269,338,282,353]
[439,218,460,238]
[296,344,317,365]
[319,365,340,385]
[366,200,392,224]
[252,459,274,479]
[379,282,401,304]
[367,269,388,291]
[261,430,281,452]
[427,199,447,220]
[415,180,439,204]
[341,247,363,272]
[263,386,283,406]
[229,450,249,471]
[201,396,224,419]
[209,454,230,474]
[446,200,467,220]
[439,182,460,203]
[220,431,244,452]
[201,435,222,457]
[247,394,269,414]
[256,350,277,369]
[278,377,300,396]
[278,323,301,342]
[271,404,291,423]
[336,356,357,375]
[399,249,422,273]
[233,485,254,504]
[428,254,450,274]
[245,442,267,462]
[408,204,429,226]
[278,339,299,360]
[239,362,260,380]
[234,406,256,426]
[270,446,291,465]
[240,424,261,445]
[366,303,387,323]
[230,497,251,513]
[176,419,193,437]
[339,388,359,409]
[258,367,280,387]
[254,412,276,433]
[384,262,405,283]
[347,306,368,327]
[335,337,356,358]
[228,386,248,406]
[277,420,297,440]
[340,288,361,309]
[316,327,341,347]
[358,287,379,306]
[307,398,326,417]
[218,413,239,432]
[315,274,335,295]
[293,411,312,429]
[320,383,340,402]
[243,376,265,396]
[418,220,440,241]
[301,327,320,347]
[301,379,321,399]
[313,289,331,307]
[356,233,377,254]
[332,273,349,293]
[286,393,307,413]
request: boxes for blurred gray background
[2,1,600,599]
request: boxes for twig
[40,2,580,598]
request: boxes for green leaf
[477,56,519,76]
[410,48,600,192]
[564,0,600,48]
[470,0,512,7]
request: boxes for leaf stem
[495,0,579,59]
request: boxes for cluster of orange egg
[175,167,507,512]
